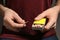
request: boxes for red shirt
[1,0,56,40]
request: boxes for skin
[0,0,60,32]
[35,6,60,30]
[35,0,60,30]
[0,5,26,32]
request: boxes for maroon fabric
[1,0,56,40]
[0,34,28,40]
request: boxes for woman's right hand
[3,7,26,32]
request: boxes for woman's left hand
[35,6,59,30]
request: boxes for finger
[14,13,25,24]
[4,19,20,32]
[44,18,55,29]
[6,18,16,27]
[51,23,56,29]
[13,23,26,28]
[7,18,26,28]
[35,12,46,20]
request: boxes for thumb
[35,12,46,20]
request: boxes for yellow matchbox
[33,18,46,25]
[32,18,46,30]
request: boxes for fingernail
[35,18,39,20]
[22,20,26,23]
[35,18,37,20]
[45,27,49,30]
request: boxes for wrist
[0,4,8,12]
[54,5,60,12]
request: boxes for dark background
[0,12,3,34]
[56,13,60,40]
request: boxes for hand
[3,7,26,32]
[35,6,59,30]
